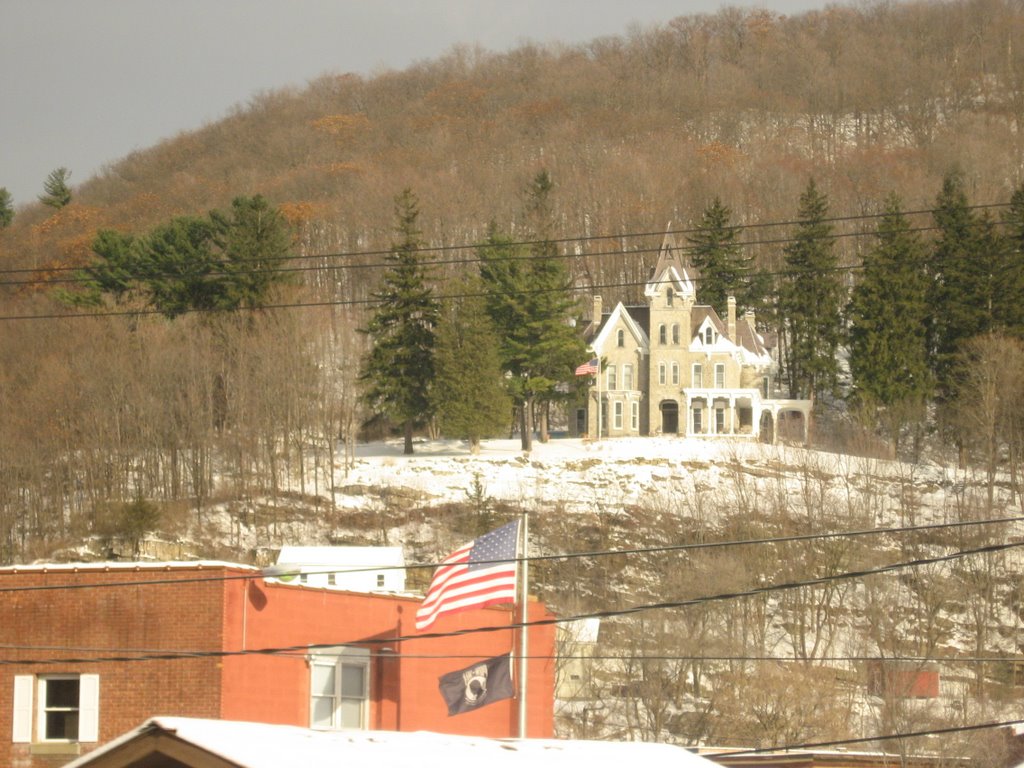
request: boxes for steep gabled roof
[644,227,696,300]
[591,301,650,352]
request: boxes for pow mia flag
[438,654,514,716]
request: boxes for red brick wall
[1,564,557,767]
[0,565,230,768]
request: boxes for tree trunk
[520,398,533,452]
[404,421,414,455]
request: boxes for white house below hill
[268,545,406,592]
[573,229,811,443]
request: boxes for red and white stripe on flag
[415,520,519,631]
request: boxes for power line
[714,718,1024,756]
[2,242,1018,322]
[0,205,1012,293]
[2,513,1020,594]
[4,538,1021,665]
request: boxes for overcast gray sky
[1,0,829,207]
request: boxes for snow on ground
[331,436,967,521]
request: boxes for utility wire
[0,201,1010,279]
[4,538,1021,665]
[2,513,1020,594]
[3,243,1020,322]
[713,718,1024,756]
[0,218,988,289]
[1,211,1015,292]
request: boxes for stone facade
[574,232,811,442]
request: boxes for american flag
[415,521,520,631]
[575,357,599,376]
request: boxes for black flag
[438,654,514,716]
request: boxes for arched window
[617,329,625,347]
[672,324,680,345]
[666,288,674,307]
[671,362,679,385]
[658,324,667,345]
[658,363,667,385]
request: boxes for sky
[1,0,830,208]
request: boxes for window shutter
[13,675,33,743]
[78,674,100,742]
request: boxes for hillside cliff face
[88,437,1024,760]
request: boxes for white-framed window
[623,364,633,391]
[607,365,616,391]
[671,362,679,385]
[672,324,680,345]
[705,327,714,345]
[658,324,667,345]
[716,407,726,433]
[631,401,639,431]
[715,363,725,388]
[614,401,623,430]
[693,407,703,434]
[13,673,99,744]
[658,363,666,385]
[692,364,702,388]
[617,329,625,347]
[309,646,370,730]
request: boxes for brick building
[0,561,556,768]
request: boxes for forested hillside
[6,0,1024,552]
[3,0,1024,557]
[4,1,1024,756]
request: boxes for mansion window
[704,327,714,345]
[614,401,623,430]
[658,325,667,345]
[607,365,617,391]
[667,288,674,306]
[631,401,639,431]
[672,324,680,345]
[623,364,633,391]
[671,362,679,385]
[13,673,100,744]
[693,407,703,434]
[310,646,370,730]
[715,363,725,388]
[617,329,625,347]
[658,363,666,385]
[716,407,726,433]
[692,364,702,388]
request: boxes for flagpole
[518,510,529,738]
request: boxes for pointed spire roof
[645,224,696,300]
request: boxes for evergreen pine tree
[928,171,988,401]
[506,172,587,449]
[431,274,511,453]
[0,188,13,228]
[477,173,586,451]
[778,178,843,401]
[998,182,1024,338]
[687,196,763,316]
[39,167,72,209]
[846,193,932,449]
[360,189,438,455]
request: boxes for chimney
[592,295,603,325]
[727,296,737,340]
